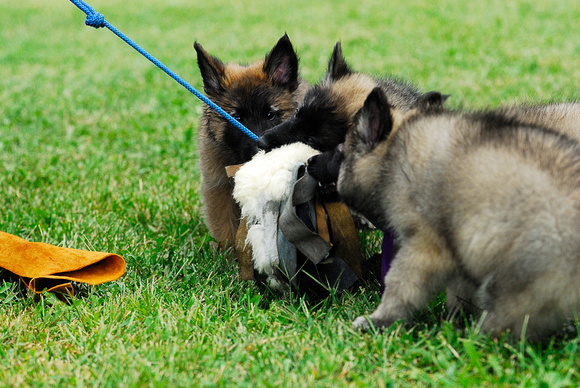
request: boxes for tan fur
[222,63,268,86]
[197,131,243,248]
[324,73,422,137]
[342,90,580,340]
[329,73,378,119]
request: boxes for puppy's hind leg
[477,270,576,341]
[353,233,456,332]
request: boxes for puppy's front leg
[353,233,456,331]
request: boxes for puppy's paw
[353,314,398,333]
[352,315,374,332]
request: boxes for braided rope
[68,0,258,141]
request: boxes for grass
[1,0,579,386]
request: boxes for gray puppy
[336,88,580,341]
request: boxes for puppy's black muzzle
[307,148,344,184]
[257,118,300,152]
[256,136,270,151]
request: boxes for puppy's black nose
[257,137,269,151]
[306,155,319,176]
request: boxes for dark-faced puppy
[337,87,580,341]
[257,42,424,153]
[195,34,310,249]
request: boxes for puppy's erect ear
[356,87,392,149]
[194,42,226,96]
[263,33,299,91]
[326,42,352,81]
[415,91,449,111]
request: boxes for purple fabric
[380,228,396,293]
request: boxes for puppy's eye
[231,113,242,122]
[306,137,314,145]
[266,109,277,121]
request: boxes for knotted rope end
[85,12,106,29]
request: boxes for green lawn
[1,0,579,386]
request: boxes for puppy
[257,42,428,153]
[195,34,309,248]
[335,87,579,341]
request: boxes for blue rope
[68,0,259,141]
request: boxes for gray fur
[496,101,580,142]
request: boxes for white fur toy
[233,143,320,291]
